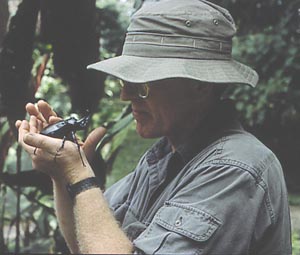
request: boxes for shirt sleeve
[104,171,135,218]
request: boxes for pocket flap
[156,201,221,242]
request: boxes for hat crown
[128,0,236,41]
[87,0,259,88]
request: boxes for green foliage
[229,24,299,128]
[207,0,299,128]
[96,0,132,59]
[34,59,72,117]
[289,194,300,206]
[292,231,300,255]
[0,186,58,253]
[106,123,156,187]
[91,78,126,127]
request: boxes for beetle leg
[71,131,86,167]
[54,136,67,163]
[53,133,86,167]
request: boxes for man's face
[120,79,213,141]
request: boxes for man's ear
[188,83,215,108]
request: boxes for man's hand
[15,100,60,130]
[15,100,107,183]
[15,100,107,165]
[17,116,90,183]
[82,126,106,163]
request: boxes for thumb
[83,127,107,162]
[23,132,61,152]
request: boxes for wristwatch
[66,177,100,199]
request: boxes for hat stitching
[124,41,230,55]
[125,34,231,54]
[133,11,213,18]
[126,32,230,44]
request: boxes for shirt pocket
[133,201,221,255]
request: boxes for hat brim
[87,56,258,87]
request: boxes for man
[16,0,292,254]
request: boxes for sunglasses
[119,80,150,99]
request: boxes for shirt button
[185,20,192,27]
[213,19,219,25]
[175,216,183,227]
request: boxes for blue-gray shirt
[104,103,292,255]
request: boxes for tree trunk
[41,0,105,115]
[0,0,9,44]
[0,0,40,122]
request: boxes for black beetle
[39,113,90,166]
[40,115,90,138]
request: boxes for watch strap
[66,177,100,199]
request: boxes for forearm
[52,163,96,253]
[53,163,132,254]
[73,188,133,254]
[53,179,80,253]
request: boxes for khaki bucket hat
[87,0,259,87]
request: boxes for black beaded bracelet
[66,177,100,199]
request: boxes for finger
[37,100,57,121]
[18,120,35,154]
[18,120,30,141]
[29,116,38,133]
[15,120,22,129]
[49,116,62,125]
[37,119,43,132]
[83,127,107,161]
[26,103,47,123]
[23,132,61,153]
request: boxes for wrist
[53,164,95,185]
[68,168,95,185]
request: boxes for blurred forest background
[0,0,299,253]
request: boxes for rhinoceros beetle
[40,113,90,166]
